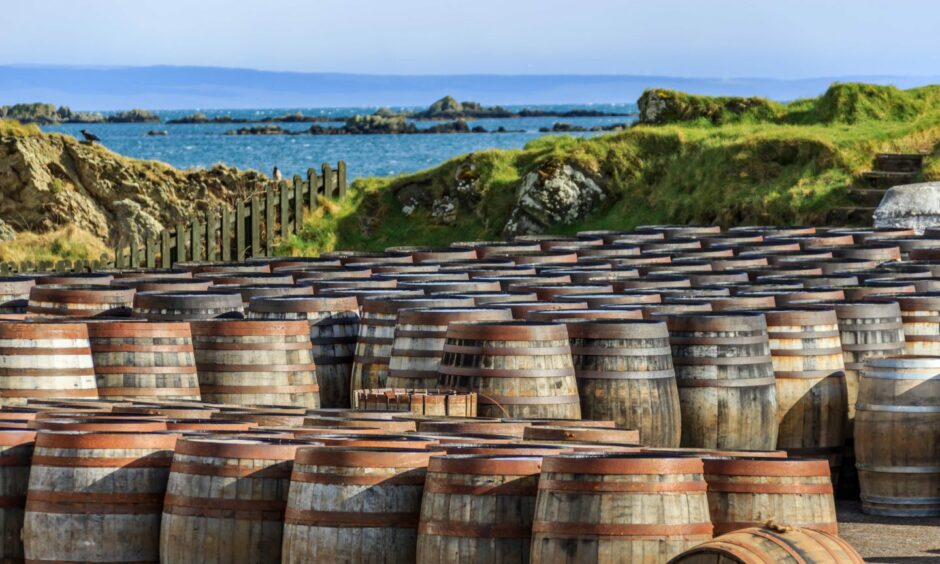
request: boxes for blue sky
[2,0,939,78]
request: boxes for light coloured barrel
[668,525,864,563]
[530,454,712,563]
[762,308,846,478]
[23,429,177,563]
[282,446,433,563]
[702,457,837,535]
[87,321,201,401]
[160,437,313,564]
[665,312,778,451]
[855,356,940,516]
[354,388,477,416]
[895,293,940,355]
[0,322,98,407]
[387,307,514,389]
[190,319,320,408]
[27,284,135,318]
[417,455,543,564]
[248,295,360,408]
[565,319,681,447]
[439,321,581,420]
[0,276,34,314]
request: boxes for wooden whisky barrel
[522,425,640,444]
[895,293,940,355]
[416,454,543,564]
[160,437,313,564]
[87,321,201,401]
[0,276,34,314]
[668,525,864,563]
[855,356,940,516]
[665,312,778,451]
[438,321,581,420]
[564,319,680,447]
[762,308,846,479]
[387,307,513,389]
[0,322,98,407]
[27,284,135,318]
[247,295,360,408]
[0,429,35,562]
[23,429,178,563]
[282,446,433,564]
[133,291,244,320]
[530,454,712,563]
[355,388,478,417]
[119,278,213,293]
[702,457,837,535]
[190,319,320,408]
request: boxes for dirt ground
[837,500,940,562]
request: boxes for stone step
[861,170,920,189]
[826,206,876,227]
[846,188,888,207]
[874,153,925,173]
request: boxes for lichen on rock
[503,161,606,236]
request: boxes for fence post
[322,163,334,198]
[146,238,156,269]
[307,168,318,209]
[207,210,218,262]
[293,175,304,234]
[337,160,347,198]
[265,185,275,257]
[222,207,232,261]
[236,200,247,260]
[250,194,261,258]
[176,224,187,264]
[279,180,290,241]
[191,221,203,262]
[161,231,171,268]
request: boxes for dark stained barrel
[133,291,244,320]
[530,454,712,563]
[190,319,320,408]
[247,295,360,408]
[416,454,543,564]
[388,307,513,389]
[564,319,680,447]
[282,447,432,563]
[439,321,581,420]
[0,429,35,562]
[665,312,778,450]
[119,278,213,293]
[36,272,114,286]
[87,321,201,401]
[214,283,312,304]
[27,284,135,318]
[0,322,97,406]
[855,356,940,516]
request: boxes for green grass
[281,82,940,256]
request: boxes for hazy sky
[2,0,939,77]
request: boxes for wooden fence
[114,161,347,268]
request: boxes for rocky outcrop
[107,109,160,123]
[169,112,336,124]
[225,116,492,136]
[224,125,291,135]
[0,128,266,248]
[873,182,940,234]
[539,122,629,133]
[637,89,781,125]
[503,162,607,236]
[0,104,161,124]
[401,96,633,121]
[0,219,14,242]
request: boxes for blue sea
[40,104,637,180]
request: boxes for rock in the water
[503,162,606,236]
[0,219,15,241]
[873,181,940,234]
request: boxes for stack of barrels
[1,222,939,560]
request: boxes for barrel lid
[541,452,704,474]
[294,445,433,467]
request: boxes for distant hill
[1,65,940,110]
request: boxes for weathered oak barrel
[0,322,98,407]
[416,419,530,439]
[355,388,478,416]
[530,454,712,563]
[416,454,543,564]
[438,321,581,420]
[282,446,433,564]
[664,312,778,450]
[87,321,201,401]
[667,525,864,563]
[388,307,513,389]
[564,319,681,447]
[214,283,312,304]
[522,425,640,444]
[190,319,320,408]
[0,276,34,314]
[352,297,473,402]
[762,308,846,477]
[0,429,35,562]
[36,272,114,286]
[23,429,178,563]
[27,284,135,318]
[160,437,313,564]
[120,278,213,293]
[855,356,940,516]
[895,293,940,355]
[702,457,837,535]
[247,295,360,408]
[133,291,244,321]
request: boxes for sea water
[40,104,636,179]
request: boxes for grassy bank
[281,83,940,255]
